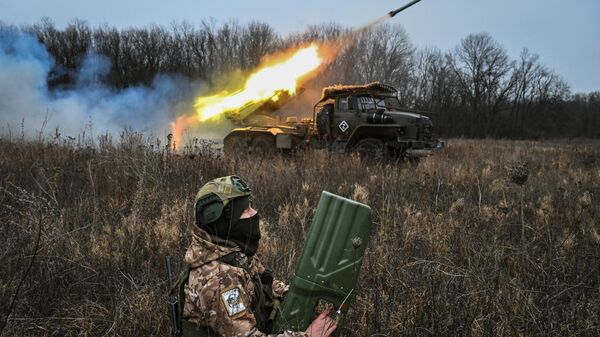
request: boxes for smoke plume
[0,29,202,142]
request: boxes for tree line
[2,18,599,139]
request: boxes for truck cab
[313,82,443,157]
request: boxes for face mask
[229,213,261,256]
[203,212,261,257]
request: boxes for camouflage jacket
[183,227,307,337]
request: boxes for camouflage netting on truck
[320,82,398,100]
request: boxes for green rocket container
[273,191,372,335]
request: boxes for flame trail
[195,45,321,121]
[170,44,322,144]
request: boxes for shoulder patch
[221,286,246,317]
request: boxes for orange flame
[195,44,322,121]
[169,115,197,148]
[170,44,323,145]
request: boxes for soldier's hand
[305,309,337,337]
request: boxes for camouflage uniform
[183,226,306,337]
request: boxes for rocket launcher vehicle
[273,191,372,336]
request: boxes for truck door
[334,96,356,142]
[316,103,333,140]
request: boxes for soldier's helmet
[194,175,252,226]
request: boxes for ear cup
[201,202,225,224]
[195,193,225,225]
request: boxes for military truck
[223,82,442,159]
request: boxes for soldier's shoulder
[185,259,257,323]
[187,259,250,290]
[188,261,219,286]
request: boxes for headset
[195,193,226,226]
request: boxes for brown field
[1,137,599,336]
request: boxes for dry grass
[0,136,599,336]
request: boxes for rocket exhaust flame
[194,45,321,122]
[170,44,322,145]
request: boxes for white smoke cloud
[0,29,197,142]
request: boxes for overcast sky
[1,0,598,93]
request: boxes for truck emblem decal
[339,120,350,132]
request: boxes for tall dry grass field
[1,137,598,336]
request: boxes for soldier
[179,175,337,337]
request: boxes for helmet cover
[195,175,251,225]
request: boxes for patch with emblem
[338,120,350,132]
[221,286,246,317]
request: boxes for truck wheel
[355,138,386,160]
[250,134,276,155]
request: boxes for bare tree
[93,24,122,86]
[63,19,92,70]
[240,21,278,70]
[411,47,458,110]
[448,33,515,136]
[119,25,169,85]
[353,24,414,102]
[212,21,243,76]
